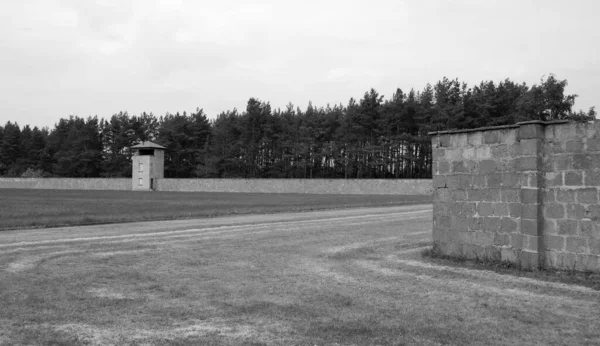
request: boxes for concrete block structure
[131,141,166,191]
[430,120,600,271]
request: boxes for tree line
[0,75,595,179]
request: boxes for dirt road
[1,204,599,345]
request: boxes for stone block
[566,237,588,254]
[577,188,598,204]
[438,135,451,148]
[483,131,499,144]
[556,189,576,203]
[469,217,483,231]
[553,156,571,171]
[453,133,468,147]
[448,202,461,215]
[520,139,539,156]
[452,162,467,174]
[446,175,459,189]
[433,175,447,188]
[573,154,593,170]
[545,172,563,187]
[491,144,508,158]
[565,171,583,186]
[473,231,495,247]
[438,215,452,228]
[450,216,468,230]
[576,254,600,271]
[542,189,555,203]
[432,148,446,160]
[589,238,600,255]
[581,220,600,239]
[487,173,502,188]
[521,219,539,236]
[494,233,510,246]
[558,220,579,235]
[526,236,539,252]
[472,175,487,188]
[501,173,520,187]
[458,175,472,189]
[438,160,451,174]
[589,205,600,220]
[521,204,539,220]
[445,148,462,161]
[519,250,539,269]
[461,203,477,216]
[477,203,494,217]
[566,140,584,153]
[467,132,483,146]
[493,203,510,217]
[451,189,467,201]
[553,252,577,271]
[587,138,600,152]
[543,219,558,235]
[462,147,476,160]
[521,188,539,204]
[434,188,450,202]
[518,124,544,140]
[467,189,483,201]
[482,189,501,202]
[511,233,525,248]
[501,218,519,232]
[500,129,517,145]
[501,189,520,203]
[584,171,600,187]
[566,204,587,220]
[543,204,565,219]
[484,217,502,232]
[433,202,448,215]
[509,203,521,217]
[480,160,497,174]
[516,157,538,172]
[476,146,491,160]
[545,235,565,252]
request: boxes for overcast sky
[1,0,598,129]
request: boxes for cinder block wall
[0,177,432,195]
[431,120,600,271]
[0,178,131,190]
[155,178,433,195]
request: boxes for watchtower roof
[131,141,166,150]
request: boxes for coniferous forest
[0,75,595,179]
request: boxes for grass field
[1,205,600,345]
[0,188,430,230]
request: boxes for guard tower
[131,141,166,191]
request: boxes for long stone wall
[155,178,432,195]
[431,120,600,271]
[0,177,432,195]
[0,178,131,190]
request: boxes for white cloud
[0,0,598,128]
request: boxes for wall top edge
[427,120,572,136]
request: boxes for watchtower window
[139,149,154,156]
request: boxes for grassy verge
[0,188,430,230]
[421,247,600,290]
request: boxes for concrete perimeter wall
[431,120,600,271]
[155,178,432,195]
[0,178,131,190]
[0,177,432,195]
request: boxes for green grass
[0,188,430,230]
[1,206,600,345]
